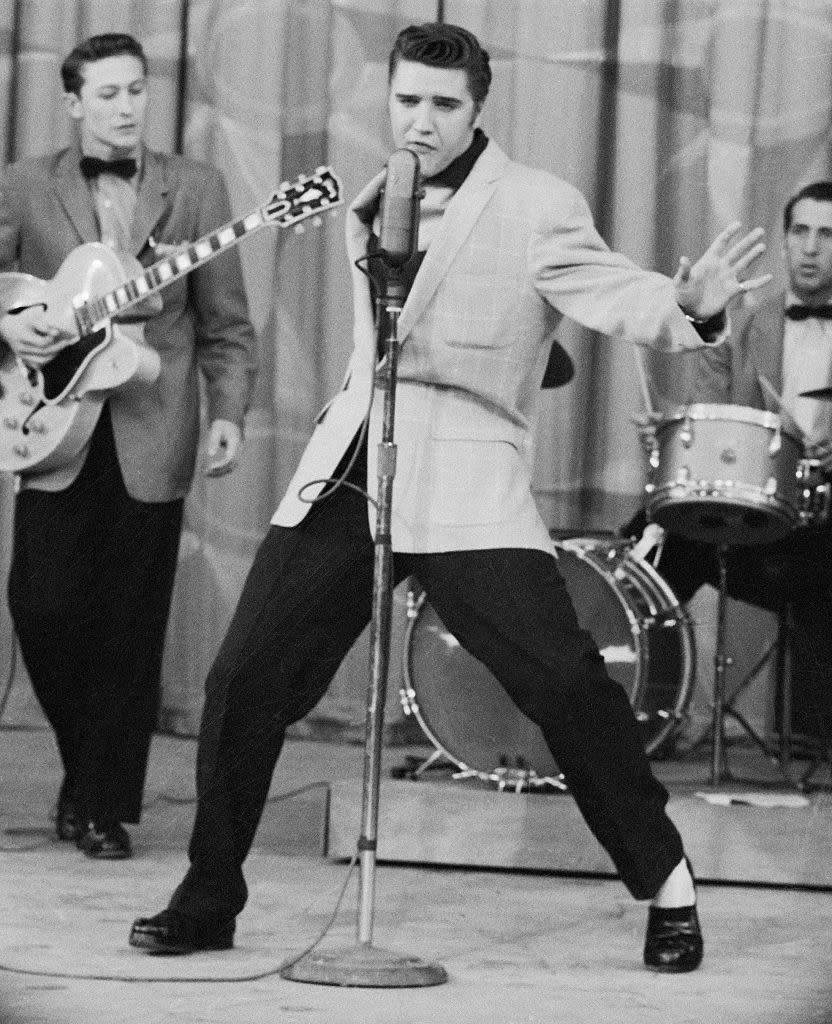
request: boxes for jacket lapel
[397,141,508,339]
[129,149,169,255]
[52,145,99,244]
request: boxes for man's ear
[64,91,83,122]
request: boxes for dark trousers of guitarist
[7,403,183,827]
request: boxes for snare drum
[399,538,694,790]
[646,403,803,545]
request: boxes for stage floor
[0,726,830,1024]
[328,743,832,888]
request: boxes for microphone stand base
[280,942,448,988]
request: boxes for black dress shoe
[54,781,80,842]
[129,909,235,955]
[76,821,132,860]
[643,904,703,972]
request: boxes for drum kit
[645,400,831,785]
[397,399,832,793]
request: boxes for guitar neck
[76,207,272,332]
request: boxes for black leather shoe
[54,781,80,842]
[76,821,132,860]
[129,910,235,955]
[643,904,703,972]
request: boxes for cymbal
[800,387,832,400]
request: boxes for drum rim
[399,542,695,782]
[658,402,798,439]
[400,589,560,787]
[559,539,695,738]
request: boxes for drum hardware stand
[392,732,568,793]
[282,208,446,989]
[707,548,800,788]
[798,742,832,792]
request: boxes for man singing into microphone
[131,22,770,969]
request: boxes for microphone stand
[281,271,447,988]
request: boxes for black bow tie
[785,304,832,321]
[80,155,137,180]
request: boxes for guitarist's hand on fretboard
[0,307,73,368]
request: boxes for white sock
[651,857,696,908]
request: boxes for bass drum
[400,537,694,789]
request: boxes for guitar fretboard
[69,167,341,337]
[78,207,273,331]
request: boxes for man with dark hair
[60,32,148,95]
[629,180,832,753]
[1,33,256,860]
[131,22,768,969]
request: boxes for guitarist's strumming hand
[205,418,242,477]
[0,307,74,367]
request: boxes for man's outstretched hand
[674,221,772,321]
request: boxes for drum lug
[765,475,778,496]
[680,415,693,448]
[405,588,425,618]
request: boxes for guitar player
[0,33,257,859]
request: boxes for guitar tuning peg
[294,224,306,235]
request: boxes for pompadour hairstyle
[388,22,492,107]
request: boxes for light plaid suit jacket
[273,140,711,553]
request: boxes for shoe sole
[128,931,234,955]
[644,960,703,973]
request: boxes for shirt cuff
[685,309,727,344]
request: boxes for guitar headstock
[263,167,343,229]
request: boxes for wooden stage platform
[327,747,832,889]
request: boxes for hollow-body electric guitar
[0,166,342,475]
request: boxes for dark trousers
[625,510,832,746]
[7,406,183,825]
[170,460,684,925]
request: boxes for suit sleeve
[0,170,21,272]
[689,339,733,403]
[526,182,712,355]
[0,172,20,356]
[187,168,258,426]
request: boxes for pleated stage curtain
[1,0,830,741]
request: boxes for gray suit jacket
[274,140,713,552]
[693,294,786,409]
[0,142,257,500]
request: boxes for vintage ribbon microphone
[282,150,447,988]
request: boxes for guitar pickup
[12,443,29,458]
[27,420,47,434]
[17,391,37,407]
[2,416,20,429]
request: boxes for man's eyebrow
[96,76,147,89]
[393,91,463,104]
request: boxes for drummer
[628,180,832,756]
